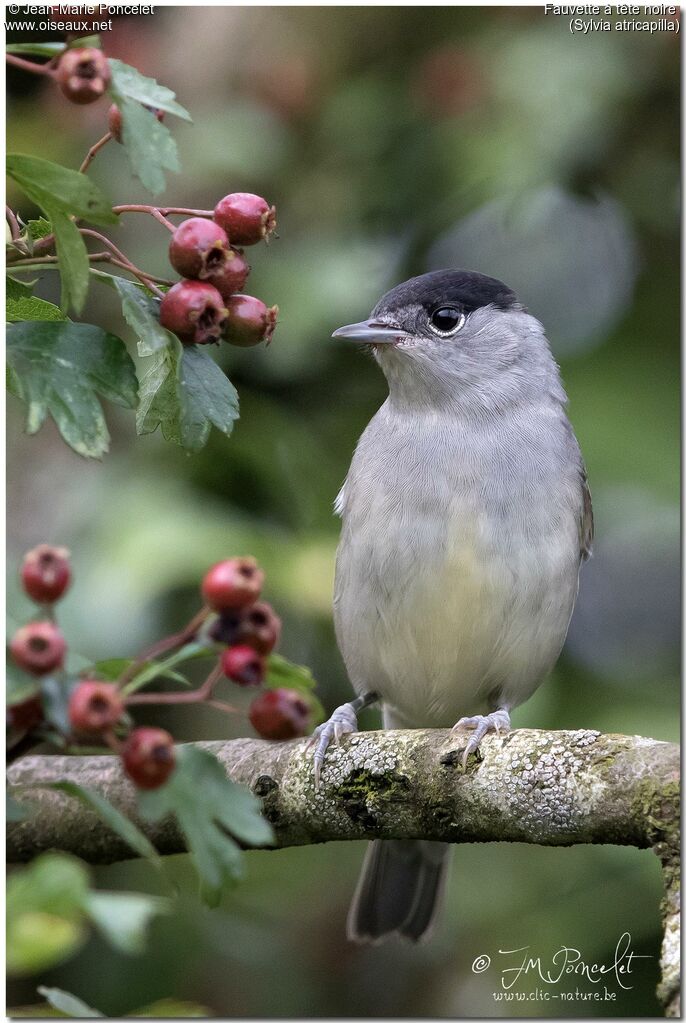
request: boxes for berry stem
[79,228,167,297]
[124,664,229,707]
[7,252,172,288]
[117,606,212,689]
[112,204,215,220]
[79,132,114,174]
[5,53,56,77]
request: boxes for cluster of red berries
[8,546,312,791]
[159,197,278,348]
[202,557,311,741]
[8,545,175,790]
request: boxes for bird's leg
[452,707,511,769]
[308,691,378,788]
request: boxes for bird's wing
[580,468,594,561]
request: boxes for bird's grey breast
[333,400,584,726]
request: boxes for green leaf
[7,275,67,322]
[27,216,55,241]
[7,154,116,224]
[48,782,160,864]
[121,641,215,696]
[86,892,168,955]
[137,342,239,452]
[7,853,90,974]
[6,661,41,706]
[116,97,181,196]
[7,321,138,458]
[108,59,192,120]
[114,277,171,355]
[8,915,85,976]
[89,656,190,688]
[40,675,74,735]
[266,653,318,691]
[108,60,190,194]
[266,654,324,724]
[6,42,67,57]
[138,745,273,899]
[37,987,103,1018]
[50,211,90,314]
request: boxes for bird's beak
[331,320,401,345]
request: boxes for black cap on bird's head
[332,269,519,346]
[331,269,561,410]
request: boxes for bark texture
[6,727,680,1013]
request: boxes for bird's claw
[308,702,359,788]
[451,709,511,769]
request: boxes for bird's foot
[307,701,360,789]
[307,692,378,788]
[451,709,511,769]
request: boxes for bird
[309,268,593,944]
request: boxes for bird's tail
[347,839,451,944]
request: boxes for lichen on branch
[6,727,680,1014]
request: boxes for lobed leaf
[116,97,181,196]
[7,276,67,322]
[114,277,171,355]
[7,321,138,458]
[108,59,192,120]
[138,745,273,900]
[137,341,239,452]
[7,154,116,225]
[26,217,54,241]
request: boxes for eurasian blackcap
[311,269,593,943]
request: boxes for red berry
[10,621,66,676]
[21,544,71,604]
[221,645,265,687]
[202,557,264,611]
[69,680,124,734]
[7,695,44,733]
[159,280,228,345]
[121,727,176,789]
[249,688,310,740]
[56,48,110,105]
[213,193,276,246]
[224,295,278,348]
[205,247,251,298]
[108,103,164,143]
[209,601,281,655]
[169,218,230,280]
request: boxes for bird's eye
[429,306,465,336]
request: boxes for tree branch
[6,727,680,1014]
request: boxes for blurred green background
[7,6,679,1017]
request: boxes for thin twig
[78,228,166,297]
[116,607,212,690]
[7,252,171,287]
[6,53,56,77]
[79,132,114,174]
[112,205,214,219]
